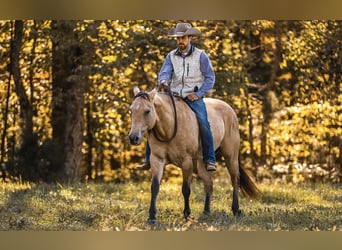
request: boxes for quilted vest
[169,47,204,98]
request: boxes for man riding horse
[135,22,217,172]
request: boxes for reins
[153,84,178,143]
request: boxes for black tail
[239,160,261,200]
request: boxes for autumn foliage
[0,20,341,183]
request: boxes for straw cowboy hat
[168,23,201,37]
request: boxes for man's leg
[134,140,151,170]
[185,99,216,171]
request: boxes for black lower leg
[182,182,191,219]
[204,193,211,214]
[148,176,160,223]
[231,189,241,216]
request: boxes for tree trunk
[85,101,94,180]
[51,21,85,183]
[63,78,84,183]
[243,84,257,176]
[10,20,37,180]
[260,21,282,165]
[0,71,12,180]
[11,21,33,136]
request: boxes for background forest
[0,20,341,184]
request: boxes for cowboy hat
[168,23,201,37]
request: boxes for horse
[128,86,260,224]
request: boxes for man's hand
[160,79,169,86]
[187,93,199,101]
[159,80,170,92]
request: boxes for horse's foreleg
[148,175,160,224]
[148,160,164,225]
[181,162,193,220]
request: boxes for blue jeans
[145,98,216,164]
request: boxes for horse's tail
[239,160,262,200]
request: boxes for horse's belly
[164,140,199,165]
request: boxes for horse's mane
[134,91,150,100]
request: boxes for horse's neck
[152,94,175,138]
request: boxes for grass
[0,175,341,231]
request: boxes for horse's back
[204,98,240,149]
[155,94,239,161]
[174,96,239,148]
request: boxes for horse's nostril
[129,134,139,145]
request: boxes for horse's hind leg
[181,158,193,220]
[222,145,243,216]
[197,161,213,215]
[230,161,242,215]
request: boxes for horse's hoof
[234,209,244,217]
[198,211,210,221]
[147,219,157,225]
[184,211,191,221]
[203,210,210,216]
[184,214,195,222]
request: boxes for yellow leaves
[1,20,340,183]
[269,101,341,172]
[222,42,232,55]
[102,141,110,148]
[102,55,117,63]
[278,72,292,81]
[316,74,330,84]
[262,52,272,63]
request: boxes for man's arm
[196,51,215,98]
[158,53,173,84]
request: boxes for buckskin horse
[128,85,260,224]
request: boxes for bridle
[134,85,178,143]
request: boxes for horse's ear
[149,87,158,100]
[133,86,140,97]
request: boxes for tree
[9,20,39,180]
[0,20,340,183]
[50,21,95,183]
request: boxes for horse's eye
[144,110,150,115]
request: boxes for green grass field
[0,175,341,231]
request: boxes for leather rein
[134,84,178,143]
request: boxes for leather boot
[134,162,151,170]
[206,162,216,172]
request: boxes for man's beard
[178,43,186,51]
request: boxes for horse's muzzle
[128,132,142,145]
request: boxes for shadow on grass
[1,184,100,230]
